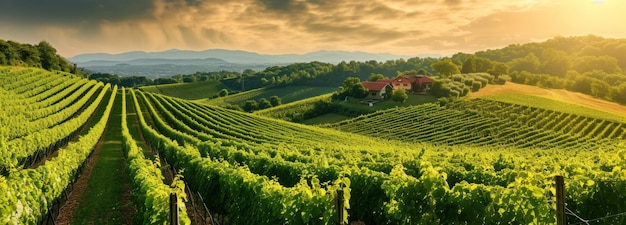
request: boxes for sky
[0,0,624,57]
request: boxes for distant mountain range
[70,49,439,78]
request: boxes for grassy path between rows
[57,91,135,225]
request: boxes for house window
[403,83,408,86]
[371,92,377,96]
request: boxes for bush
[461,87,471,96]
[451,74,464,82]
[494,75,510,85]
[438,97,450,106]
[449,90,460,98]
[472,81,482,92]
[464,78,474,86]
[474,76,489,87]
[218,89,229,97]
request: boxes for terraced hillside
[2,66,626,224]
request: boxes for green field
[334,93,438,113]
[197,85,337,106]
[301,113,351,125]
[139,81,224,100]
[254,93,332,121]
[3,66,626,224]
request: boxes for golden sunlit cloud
[0,0,625,57]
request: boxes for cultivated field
[2,67,626,224]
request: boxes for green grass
[72,92,134,225]
[480,93,626,123]
[335,94,438,113]
[197,85,337,106]
[139,81,224,100]
[301,113,351,125]
[254,94,332,120]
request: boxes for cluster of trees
[220,58,442,91]
[430,73,496,98]
[468,35,626,104]
[242,96,282,112]
[0,39,76,73]
[88,73,153,88]
[331,77,369,100]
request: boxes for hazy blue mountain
[78,58,230,67]
[70,49,438,77]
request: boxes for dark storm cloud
[0,0,154,25]
[258,0,307,12]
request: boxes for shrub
[472,81,482,92]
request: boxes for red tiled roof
[393,75,433,84]
[416,76,434,83]
[361,81,390,91]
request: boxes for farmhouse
[361,80,392,100]
[391,75,434,94]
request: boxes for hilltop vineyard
[1,66,626,224]
[325,99,626,150]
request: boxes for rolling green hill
[3,66,626,224]
[133,88,626,224]
[196,85,337,106]
[139,80,225,100]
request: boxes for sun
[593,0,604,4]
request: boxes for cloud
[2,0,625,57]
[0,0,154,25]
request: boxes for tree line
[4,36,626,104]
[0,39,77,73]
[469,35,626,104]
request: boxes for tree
[182,75,197,83]
[572,55,622,74]
[391,88,408,103]
[0,40,18,65]
[416,68,429,75]
[269,95,281,106]
[17,43,40,67]
[349,83,369,99]
[614,83,626,104]
[461,57,477,74]
[154,78,178,85]
[258,98,272,109]
[243,100,259,112]
[342,77,362,90]
[590,79,613,99]
[339,77,369,99]
[431,58,460,77]
[488,62,510,77]
[218,89,229,97]
[509,53,540,73]
[37,41,60,71]
[368,73,385,81]
[540,48,570,77]
[384,85,393,100]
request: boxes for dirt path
[127,91,210,224]
[471,82,626,116]
[56,92,135,225]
